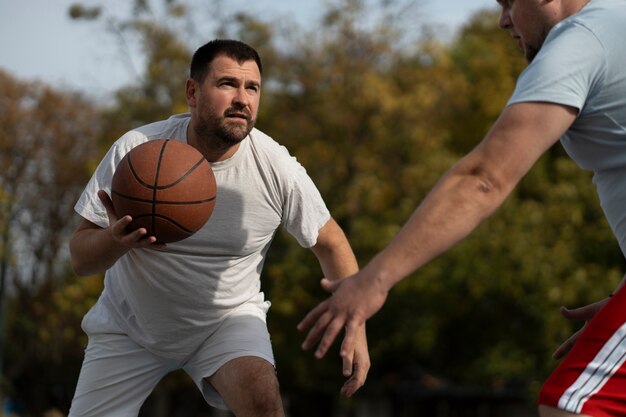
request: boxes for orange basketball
[111,139,217,243]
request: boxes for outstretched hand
[552,297,610,360]
[297,270,389,360]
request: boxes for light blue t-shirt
[507,0,626,255]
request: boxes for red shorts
[538,286,626,417]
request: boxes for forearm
[364,103,576,291]
[366,159,511,290]
[312,219,359,281]
[318,244,358,282]
[70,225,130,276]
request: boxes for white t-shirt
[507,0,626,255]
[75,113,331,359]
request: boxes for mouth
[225,112,250,121]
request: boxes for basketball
[111,139,217,243]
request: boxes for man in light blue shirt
[299,1,626,416]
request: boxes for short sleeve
[507,22,606,111]
[280,160,330,248]
[74,132,149,227]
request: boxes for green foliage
[0,69,103,415]
[5,274,103,415]
[260,3,623,408]
[3,0,625,415]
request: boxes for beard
[194,105,256,151]
[524,42,541,63]
[523,27,550,63]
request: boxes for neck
[186,123,241,163]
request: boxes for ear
[185,78,197,107]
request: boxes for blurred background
[1,0,623,416]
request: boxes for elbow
[465,161,509,197]
[474,173,499,196]
[69,238,95,276]
[70,253,91,277]
[468,169,511,216]
[71,262,89,277]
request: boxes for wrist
[364,255,396,293]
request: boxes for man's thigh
[183,314,277,413]
[208,356,284,417]
[69,333,176,417]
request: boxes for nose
[233,86,250,107]
[499,8,512,29]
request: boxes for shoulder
[508,18,607,109]
[111,114,191,159]
[249,129,291,154]
[134,113,190,140]
[248,128,301,166]
[246,129,316,187]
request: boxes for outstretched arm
[309,218,370,397]
[299,101,578,359]
[70,190,163,276]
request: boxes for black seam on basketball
[153,140,169,234]
[128,153,157,189]
[110,190,216,205]
[131,213,195,233]
[156,157,207,189]
[124,145,207,190]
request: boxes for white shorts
[68,300,275,416]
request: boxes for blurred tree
[437,8,526,154]
[262,4,623,412]
[354,8,624,402]
[0,68,102,414]
[256,1,461,412]
[4,0,622,415]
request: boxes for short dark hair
[190,39,263,83]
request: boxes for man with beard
[298,1,626,416]
[68,39,369,417]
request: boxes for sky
[0,0,497,100]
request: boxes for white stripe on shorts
[558,322,626,413]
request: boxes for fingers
[299,309,346,358]
[110,215,133,235]
[559,305,593,321]
[552,328,582,360]
[108,215,161,248]
[298,299,347,359]
[339,352,360,397]
[110,216,143,242]
[560,298,610,321]
[340,371,363,397]
[99,190,162,248]
[339,320,360,359]
[339,332,370,397]
[553,299,609,361]
[97,190,117,221]
[314,317,346,359]
[298,300,330,340]
[342,345,354,377]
